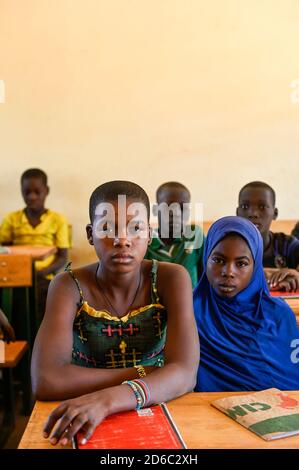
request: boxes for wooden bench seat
[0,340,32,448]
[1,341,28,368]
[202,220,297,235]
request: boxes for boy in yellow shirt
[0,168,70,320]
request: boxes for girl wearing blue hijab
[194,216,299,391]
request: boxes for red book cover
[74,403,186,449]
[270,290,299,298]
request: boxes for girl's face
[86,198,150,273]
[206,234,254,298]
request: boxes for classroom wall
[0,0,299,266]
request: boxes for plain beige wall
[0,0,299,266]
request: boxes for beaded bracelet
[132,380,146,405]
[122,380,145,410]
[134,378,150,406]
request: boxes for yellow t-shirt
[0,209,70,272]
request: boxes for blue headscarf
[194,216,299,391]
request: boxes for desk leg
[0,368,15,447]
[23,288,32,350]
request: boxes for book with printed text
[212,388,299,441]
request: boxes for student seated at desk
[145,181,204,288]
[31,180,198,446]
[194,216,299,392]
[0,168,70,320]
[236,181,299,292]
[0,308,15,342]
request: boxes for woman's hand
[43,390,111,446]
[266,268,299,292]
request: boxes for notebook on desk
[212,388,299,441]
[73,403,186,449]
[270,290,299,298]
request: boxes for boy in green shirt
[145,182,204,288]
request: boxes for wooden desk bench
[202,220,297,236]
[285,298,299,316]
[0,254,34,349]
[0,341,31,447]
[18,391,299,449]
[284,298,299,327]
[0,246,57,348]
[7,246,57,260]
[0,254,32,287]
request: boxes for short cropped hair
[89,180,150,223]
[21,168,48,186]
[156,181,191,201]
[238,181,276,206]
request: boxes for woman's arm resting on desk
[143,262,199,401]
[43,384,145,446]
[42,263,199,446]
[31,272,154,400]
[32,265,198,400]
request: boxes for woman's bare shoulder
[68,262,98,276]
[154,261,192,298]
[49,263,98,291]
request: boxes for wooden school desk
[0,245,57,346]
[6,245,57,260]
[0,246,56,291]
[285,298,299,316]
[269,294,299,325]
[18,391,299,449]
[0,341,31,447]
[202,220,296,236]
[278,298,299,326]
